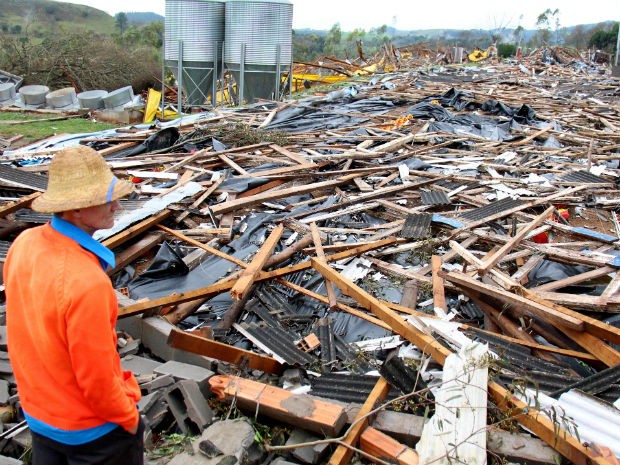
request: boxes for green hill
[0,0,115,36]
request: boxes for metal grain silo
[224,0,293,104]
[165,0,225,106]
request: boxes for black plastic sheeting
[404,88,561,144]
[100,127,180,159]
[526,259,607,296]
[264,96,406,133]
[127,194,395,343]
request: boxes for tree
[535,8,561,46]
[565,25,588,50]
[324,23,342,57]
[115,12,128,35]
[588,22,619,53]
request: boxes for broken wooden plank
[477,205,555,275]
[209,173,360,215]
[0,192,41,217]
[311,259,614,465]
[311,222,338,309]
[360,427,419,465]
[444,271,584,331]
[209,375,347,436]
[230,224,284,300]
[328,377,391,465]
[167,327,283,374]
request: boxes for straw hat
[31,145,134,213]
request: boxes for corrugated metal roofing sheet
[402,213,432,239]
[420,190,451,206]
[0,164,48,191]
[559,170,612,184]
[238,322,316,366]
[458,198,524,222]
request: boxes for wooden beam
[329,377,391,465]
[311,259,614,465]
[108,231,165,275]
[269,144,313,165]
[230,224,284,300]
[209,375,347,436]
[167,328,283,374]
[175,176,225,223]
[102,209,171,249]
[312,258,449,365]
[0,192,41,217]
[431,255,448,317]
[209,173,360,215]
[311,222,338,309]
[118,238,397,318]
[530,266,615,292]
[477,205,555,275]
[519,288,620,346]
[275,279,391,330]
[445,271,584,331]
[158,224,247,268]
[360,427,418,465]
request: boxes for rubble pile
[0,57,619,465]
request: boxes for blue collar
[50,216,115,270]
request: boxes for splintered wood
[2,54,620,465]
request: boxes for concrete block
[118,338,141,357]
[0,379,10,405]
[115,315,143,340]
[141,374,176,393]
[488,429,559,465]
[0,456,24,464]
[271,459,301,465]
[121,355,162,378]
[280,368,303,386]
[373,410,425,447]
[166,452,209,465]
[191,419,255,463]
[165,379,213,435]
[138,391,169,430]
[140,317,216,370]
[0,359,13,376]
[286,429,331,465]
[155,360,214,398]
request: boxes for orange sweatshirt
[4,224,141,432]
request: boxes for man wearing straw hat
[4,146,144,465]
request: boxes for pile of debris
[0,56,619,465]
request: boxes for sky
[56,0,619,31]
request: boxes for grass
[0,112,119,146]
